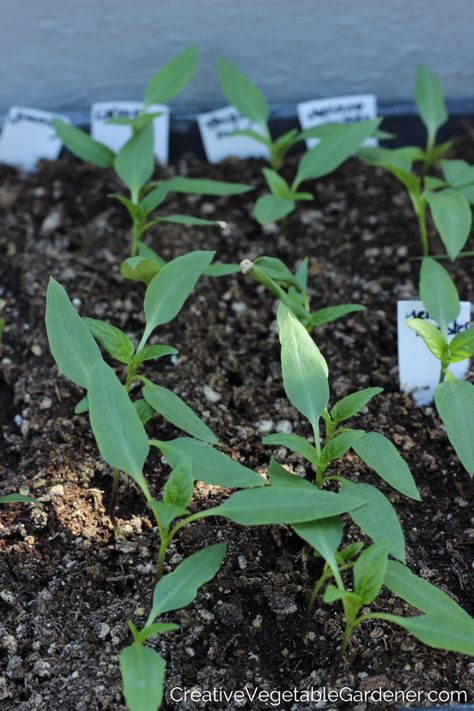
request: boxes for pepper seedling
[225,307,474,678]
[120,544,226,711]
[407,257,474,475]
[240,256,364,330]
[52,46,253,257]
[45,250,264,536]
[217,57,381,225]
[359,65,473,259]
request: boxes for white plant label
[397,300,471,406]
[297,95,378,149]
[91,102,170,165]
[0,106,68,172]
[197,106,270,163]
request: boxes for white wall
[2,0,474,114]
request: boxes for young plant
[120,544,226,711]
[45,250,263,537]
[359,65,474,259]
[0,493,42,505]
[407,257,474,475]
[240,255,364,330]
[217,57,380,224]
[216,309,474,677]
[52,46,252,257]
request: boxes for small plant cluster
[0,45,468,711]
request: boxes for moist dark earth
[0,135,473,711]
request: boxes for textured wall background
[1,0,474,115]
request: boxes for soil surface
[0,135,473,711]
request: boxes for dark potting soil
[0,136,473,711]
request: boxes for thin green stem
[305,569,330,628]
[131,218,142,257]
[155,532,169,583]
[109,467,121,533]
[330,623,353,686]
[415,199,430,256]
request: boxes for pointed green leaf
[435,378,474,475]
[135,345,178,364]
[253,194,295,224]
[149,500,189,529]
[163,462,194,508]
[167,176,252,196]
[145,44,199,106]
[74,395,89,414]
[119,644,165,711]
[415,65,447,147]
[156,214,219,226]
[354,540,390,605]
[267,457,314,490]
[0,493,42,506]
[142,380,217,444]
[309,303,365,328]
[217,57,269,129]
[320,428,365,464]
[45,278,102,388]
[203,263,241,277]
[52,119,115,168]
[88,361,150,497]
[147,543,226,622]
[114,123,154,202]
[142,250,214,344]
[293,517,343,577]
[449,327,474,362]
[331,387,383,423]
[83,317,135,364]
[121,257,161,285]
[419,257,460,333]
[406,318,448,360]
[379,612,474,656]
[134,398,155,425]
[262,433,318,464]
[426,189,472,260]
[341,481,406,561]
[353,432,420,500]
[280,311,329,429]
[262,168,292,199]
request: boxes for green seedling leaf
[323,585,360,607]
[149,501,189,529]
[262,433,318,464]
[134,398,155,425]
[45,278,102,388]
[341,481,406,562]
[309,303,365,328]
[114,123,155,202]
[267,457,314,490]
[142,250,214,345]
[163,462,194,508]
[167,176,253,196]
[142,379,217,444]
[203,263,241,277]
[385,560,474,622]
[139,182,172,217]
[435,378,474,476]
[423,176,446,191]
[354,540,390,605]
[137,242,165,265]
[358,145,423,173]
[294,119,379,187]
[133,622,179,645]
[75,395,89,414]
[145,44,199,106]
[294,258,308,292]
[253,194,295,224]
[378,613,474,656]
[52,119,115,168]
[406,318,448,361]
[338,541,364,563]
[415,65,447,148]
[153,214,220,227]
[293,517,343,577]
[331,387,383,423]
[119,644,165,711]
[217,57,269,129]
[353,432,420,500]
[320,428,365,464]
[449,327,474,362]
[88,361,150,497]
[262,168,292,199]
[254,256,302,290]
[419,257,460,334]
[151,437,264,488]
[426,188,472,260]
[135,344,178,364]
[83,317,135,364]
[441,159,474,203]
[212,484,363,526]
[280,311,329,430]
[147,543,226,622]
[121,257,161,285]
[0,493,42,506]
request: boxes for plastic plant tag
[297,95,378,149]
[398,300,471,406]
[91,101,170,165]
[197,106,270,163]
[0,106,68,171]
